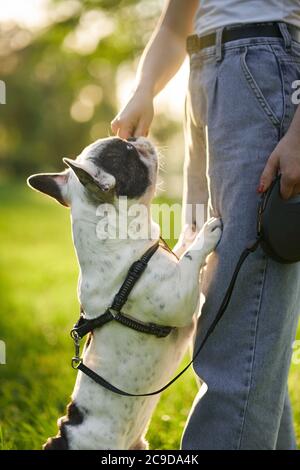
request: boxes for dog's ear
[63,158,116,194]
[27,171,69,207]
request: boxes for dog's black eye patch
[91,139,150,199]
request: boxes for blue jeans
[181,23,300,450]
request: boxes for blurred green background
[0,0,186,193]
[0,0,299,450]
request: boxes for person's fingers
[111,116,135,139]
[133,119,149,137]
[110,116,120,135]
[117,125,135,140]
[280,172,298,199]
[258,151,280,192]
[292,183,300,197]
[111,93,153,139]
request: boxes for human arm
[111,0,199,138]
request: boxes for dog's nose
[127,137,137,142]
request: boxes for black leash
[71,237,261,397]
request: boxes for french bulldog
[27,136,222,450]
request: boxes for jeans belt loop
[215,27,225,62]
[278,22,292,51]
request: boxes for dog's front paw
[202,217,222,255]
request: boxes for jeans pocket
[240,46,284,129]
[291,39,300,60]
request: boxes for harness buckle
[70,329,82,369]
[71,357,82,369]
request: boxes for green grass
[0,181,299,450]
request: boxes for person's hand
[111,87,154,139]
[259,128,300,199]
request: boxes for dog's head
[27,136,158,208]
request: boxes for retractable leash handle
[257,175,300,263]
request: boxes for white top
[194,0,300,36]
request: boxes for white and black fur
[27,136,222,450]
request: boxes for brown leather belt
[187,22,300,54]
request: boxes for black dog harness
[71,241,172,342]
[71,238,180,396]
